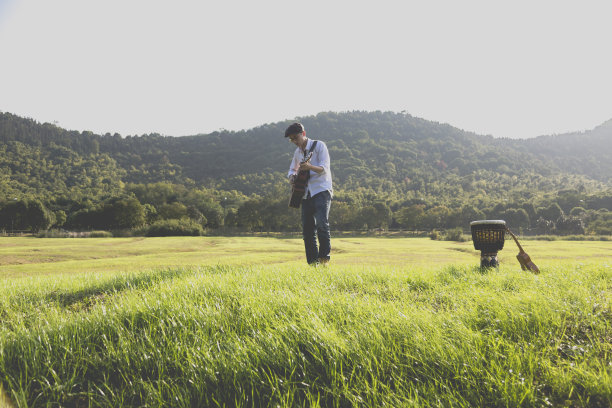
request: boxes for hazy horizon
[2,108,611,140]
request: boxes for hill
[1,110,611,233]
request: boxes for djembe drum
[470,220,506,268]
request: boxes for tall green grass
[0,262,609,407]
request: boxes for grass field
[1,236,611,278]
[0,237,610,407]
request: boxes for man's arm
[300,142,329,175]
[287,149,300,177]
[288,149,300,184]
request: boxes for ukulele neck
[506,228,525,253]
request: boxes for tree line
[1,182,611,236]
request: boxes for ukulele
[288,151,314,208]
[506,227,540,274]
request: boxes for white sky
[0,0,611,138]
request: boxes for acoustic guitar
[506,228,540,274]
[288,151,313,208]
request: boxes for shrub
[429,228,467,242]
[145,219,204,237]
[111,229,136,238]
[37,229,69,238]
[444,228,467,242]
[533,235,558,241]
[36,230,113,238]
[89,231,113,238]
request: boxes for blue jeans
[301,190,332,264]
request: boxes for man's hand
[300,162,323,174]
[299,162,311,172]
[289,174,296,185]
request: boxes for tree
[360,202,391,230]
[186,206,207,226]
[536,217,555,235]
[65,207,99,230]
[143,204,158,224]
[126,182,178,206]
[521,203,537,226]
[0,199,53,232]
[537,203,563,222]
[503,208,530,230]
[53,210,67,228]
[101,198,146,229]
[557,190,584,213]
[330,201,360,230]
[396,204,425,230]
[460,206,486,228]
[158,202,188,220]
[197,200,224,228]
[556,215,585,235]
[569,206,587,217]
[224,208,239,228]
[587,211,612,235]
[27,200,54,232]
[0,200,26,231]
[236,199,264,231]
[488,203,507,220]
[422,205,450,230]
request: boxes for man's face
[288,131,306,146]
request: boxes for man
[285,122,333,265]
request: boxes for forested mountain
[1,110,611,234]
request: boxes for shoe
[318,257,330,265]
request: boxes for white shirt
[288,139,333,199]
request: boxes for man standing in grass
[286,122,333,265]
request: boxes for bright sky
[1,0,611,138]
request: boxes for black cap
[284,122,304,137]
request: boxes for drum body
[470,220,506,268]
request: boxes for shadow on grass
[42,265,234,311]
